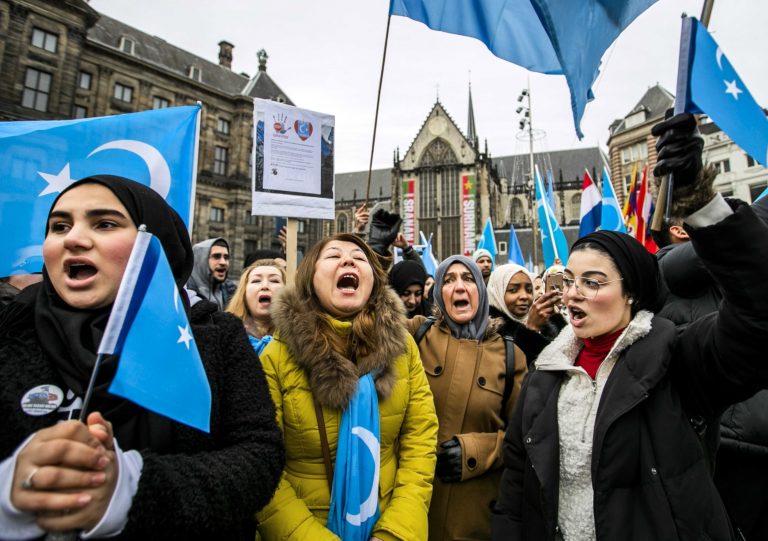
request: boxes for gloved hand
[368,209,402,257]
[651,111,704,185]
[435,438,463,483]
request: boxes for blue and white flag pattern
[676,17,768,167]
[100,229,211,433]
[476,217,498,269]
[419,231,439,277]
[535,165,569,268]
[0,105,200,276]
[328,373,381,541]
[390,0,657,137]
[507,223,525,266]
[599,167,627,233]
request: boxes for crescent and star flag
[476,217,498,269]
[507,223,525,266]
[600,167,627,233]
[419,231,439,277]
[327,373,381,541]
[0,105,200,276]
[535,165,569,268]
[578,168,601,238]
[389,0,657,137]
[675,17,768,167]
[98,228,211,433]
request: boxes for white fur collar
[535,310,654,372]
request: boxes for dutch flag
[578,169,601,238]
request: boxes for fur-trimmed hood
[270,285,409,409]
[535,310,654,371]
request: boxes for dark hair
[212,239,229,250]
[649,216,685,249]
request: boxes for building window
[214,146,228,175]
[244,240,258,257]
[73,105,87,119]
[713,159,731,174]
[620,142,648,165]
[188,66,202,81]
[746,154,756,168]
[498,241,508,255]
[113,83,133,103]
[119,36,135,55]
[22,68,51,112]
[216,118,230,135]
[31,28,57,53]
[78,71,92,90]
[210,206,225,223]
[624,110,646,129]
[298,220,306,234]
[337,214,347,233]
[152,96,169,109]
[245,211,258,225]
[510,198,525,226]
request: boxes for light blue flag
[476,217,498,269]
[527,252,534,273]
[508,223,525,266]
[599,167,627,233]
[535,166,569,268]
[100,229,211,432]
[389,0,657,137]
[546,169,557,213]
[419,231,439,276]
[327,373,381,541]
[0,105,200,276]
[676,17,768,167]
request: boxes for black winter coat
[0,300,284,541]
[492,201,768,541]
[489,306,551,366]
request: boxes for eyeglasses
[562,276,623,299]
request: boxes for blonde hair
[226,259,286,326]
[295,233,388,361]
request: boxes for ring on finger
[21,468,39,490]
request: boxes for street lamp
[517,86,537,270]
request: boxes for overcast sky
[89,0,767,173]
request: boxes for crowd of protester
[2,113,768,541]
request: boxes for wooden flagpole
[364,13,393,207]
[285,218,298,285]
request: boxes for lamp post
[516,84,538,270]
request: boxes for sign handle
[286,218,298,285]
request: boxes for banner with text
[402,179,415,245]
[252,99,335,219]
[462,174,476,256]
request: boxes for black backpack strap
[414,316,437,345]
[500,335,517,423]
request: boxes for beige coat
[407,315,527,541]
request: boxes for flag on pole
[419,231,439,277]
[578,169,601,238]
[476,217,498,269]
[546,169,557,214]
[99,228,211,433]
[507,223,525,266]
[535,165,569,268]
[0,106,201,276]
[600,167,627,233]
[637,166,658,254]
[675,17,768,167]
[389,0,658,137]
[623,163,639,235]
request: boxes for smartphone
[545,274,564,294]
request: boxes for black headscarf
[33,175,193,450]
[572,231,664,314]
[388,260,432,317]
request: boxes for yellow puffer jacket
[256,286,438,541]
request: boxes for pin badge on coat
[21,384,64,416]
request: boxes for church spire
[467,81,477,147]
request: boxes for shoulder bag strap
[500,336,517,423]
[313,399,335,493]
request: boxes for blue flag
[476,217,498,269]
[328,373,381,541]
[389,0,657,137]
[599,167,627,233]
[535,166,569,268]
[675,17,768,167]
[419,231,439,276]
[0,106,200,276]
[507,223,525,266]
[100,229,211,433]
[546,169,557,213]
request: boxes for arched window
[570,193,582,221]
[419,138,458,167]
[337,214,347,234]
[510,198,525,226]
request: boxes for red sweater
[574,327,625,379]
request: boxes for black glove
[651,111,704,186]
[435,438,463,483]
[368,209,402,257]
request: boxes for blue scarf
[248,334,272,356]
[327,373,381,540]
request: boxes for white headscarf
[487,264,534,323]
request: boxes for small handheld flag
[600,168,627,233]
[507,223,525,266]
[535,165,569,268]
[476,217,498,269]
[98,227,211,432]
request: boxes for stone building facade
[0,0,323,272]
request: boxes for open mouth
[67,263,97,280]
[569,306,586,321]
[258,294,271,304]
[337,273,359,291]
[453,299,470,309]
